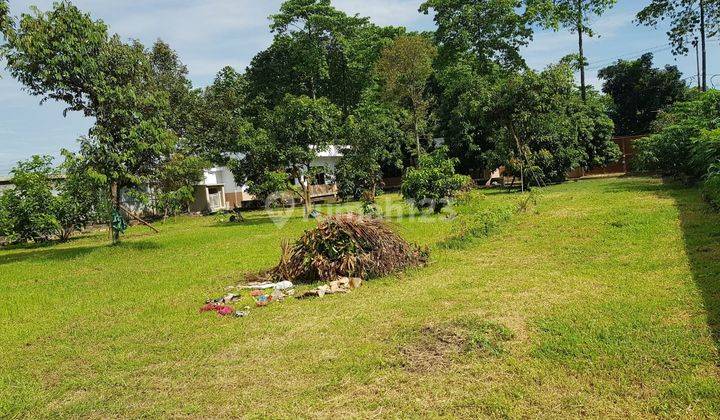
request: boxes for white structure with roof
[190,146,344,213]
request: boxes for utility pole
[700,0,707,91]
[577,0,587,101]
[694,37,702,90]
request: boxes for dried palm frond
[250,213,428,283]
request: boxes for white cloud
[334,0,431,27]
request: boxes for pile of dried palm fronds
[252,213,428,283]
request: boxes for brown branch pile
[253,213,429,283]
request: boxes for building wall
[0,183,14,193]
[203,154,343,207]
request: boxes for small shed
[190,184,226,213]
[190,168,228,213]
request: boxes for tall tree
[419,1,534,174]
[637,0,720,92]
[336,94,405,200]
[0,0,8,35]
[229,95,340,216]
[486,64,618,185]
[248,0,397,116]
[419,0,533,69]
[190,66,259,166]
[149,40,197,138]
[1,1,174,242]
[376,35,438,161]
[526,0,617,101]
[269,0,367,101]
[598,53,688,135]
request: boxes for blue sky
[0,0,718,175]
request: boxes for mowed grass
[1,177,720,417]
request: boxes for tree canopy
[376,35,437,161]
[526,0,617,100]
[228,94,341,215]
[0,1,200,242]
[485,64,618,185]
[636,0,719,91]
[598,53,688,136]
[0,0,652,243]
[420,0,533,69]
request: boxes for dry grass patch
[398,317,514,372]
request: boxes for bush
[704,165,720,209]
[55,152,109,241]
[633,90,720,179]
[336,157,383,201]
[0,155,106,244]
[439,191,514,249]
[0,156,60,243]
[633,91,720,209]
[402,147,472,213]
[692,129,720,175]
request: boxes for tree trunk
[577,1,587,102]
[111,183,120,244]
[412,105,422,165]
[293,166,312,218]
[700,0,707,92]
[507,121,526,192]
[304,181,311,218]
[695,38,702,90]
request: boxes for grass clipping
[256,213,428,283]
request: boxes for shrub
[0,154,106,244]
[692,129,720,175]
[439,191,514,249]
[704,165,720,209]
[0,156,60,243]
[0,192,14,240]
[402,147,472,213]
[633,90,720,178]
[54,152,109,241]
[336,157,383,201]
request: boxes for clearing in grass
[1,178,719,417]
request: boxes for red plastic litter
[200,303,219,313]
[216,305,234,316]
[200,303,235,316]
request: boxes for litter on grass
[203,213,426,318]
[250,213,428,283]
[296,276,363,299]
[206,293,241,305]
[235,280,294,290]
[200,303,235,316]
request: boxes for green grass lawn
[1,176,720,417]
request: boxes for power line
[586,45,674,70]
[711,74,720,88]
[584,36,719,71]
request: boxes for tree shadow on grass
[604,178,720,351]
[208,213,306,227]
[0,240,161,266]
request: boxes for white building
[0,177,13,193]
[190,146,344,213]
